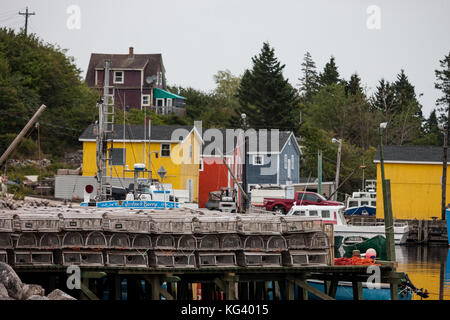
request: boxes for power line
[18,6,35,36]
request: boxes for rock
[21,284,45,299]
[0,295,15,300]
[0,283,8,297]
[27,295,49,300]
[47,289,76,300]
[0,262,24,299]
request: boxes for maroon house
[85,47,186,115]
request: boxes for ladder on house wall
[96,60,115,200]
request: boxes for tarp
[153,88,186,100]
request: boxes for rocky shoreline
[0,262,76,300]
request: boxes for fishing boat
[286,205,409,245]
[345,190,377,216]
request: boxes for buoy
[366,248,377,259]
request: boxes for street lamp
[332,138,342,201]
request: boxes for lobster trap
[102,212,150,233]
[196,252,237,267]
[220,234,242,250]
[0,212,15,232]
[105,250,148,267]
[14,250,54,266]
[13,213,61,233]
[153,234,176,250]
[62,232,84,248]
[149,215,193,234]
[0,250,7,263]
[109,233,131,249]
[192,216,237,234]
[131,234,152,249]
[85,231,108,249]
[280,217,323,234]
[0,233,13,249]
[177,234,197,250]
[236,252,282,267]
[148,251,196,268]
[16,233,38,248]
[62,250,104,266]
[197,234,220,251]
[236,216,282,235]
[58,211,104,231]
[39,233,61,249]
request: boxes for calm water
[396,245,450,300]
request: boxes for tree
[298,51,319,103]
[318,56,340,88]
[435,52,450,122]
[393,69,422,118]
[371,79,396,113]
[345,73,363,96]
[0,28,98,156]
[236,42,300,130]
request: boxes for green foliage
[0,28,98,158]
[298,51,319,103]
[0,134,38,158]
[236,42,300,130]
[318,56,340,88]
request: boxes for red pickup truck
[263,191,343,214]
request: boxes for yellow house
[79,124,202,202]
[374,145,450,220]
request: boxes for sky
[1,0,449,117]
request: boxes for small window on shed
[109,148,126,166]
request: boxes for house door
[187,179,193,202]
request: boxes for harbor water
[396,245,450,300]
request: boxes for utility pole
[332,138,342,201]
[379,122,395,263]
[241,113,248,213]
[442,107,450,220]
[19,7,35,36]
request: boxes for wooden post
[328,279,338,298]
[352,281,363,300]
[384,180,396,261]
[390,283,399,301]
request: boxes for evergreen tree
[371,79,396,113]
[393,69,422,118]
[318,56,340,88]
[435,52,450,118]
[298,51,319,103]
[345,73,363,96]
[236,42,300,129]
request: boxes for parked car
[263,191,343,214]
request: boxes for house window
[291,155,295,170]
[161,144,171,157]
[142,95,150,106]
[199,158,204,171]
[253,155,264,165]
[109,148,126,166]
[284,154,287,169]
[166,98,172,107]
[189,145,193,159]
[157,71,163,85]
[113,71,124,84]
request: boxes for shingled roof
[79,124,194,142]
[85,52,163,87]
[373,145,450,163]
[202,129,299,155]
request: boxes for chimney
[129,46,134,58]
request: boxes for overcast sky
[2,0,449,117]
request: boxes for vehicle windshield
[317,193,327,201]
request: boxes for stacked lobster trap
[280,216,334,266]
[0,208,334,268]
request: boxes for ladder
[96,60,115,200]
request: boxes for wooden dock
[13,262,407,301]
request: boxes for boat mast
[96,60,115,201]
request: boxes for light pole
[379,122,395,262]
[332,138,342,201]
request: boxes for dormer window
[114,71,124,84]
